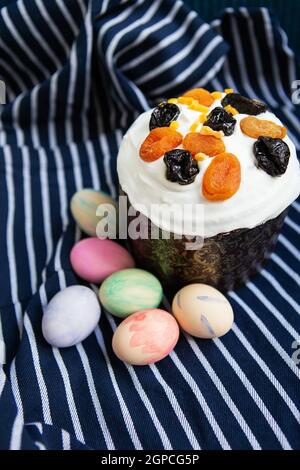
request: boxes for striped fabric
[0,0,299,450]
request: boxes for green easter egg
[99,268,163,318]
[70,188,117,237]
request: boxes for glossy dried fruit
[140,128,182,162]
[164,149,199,185]
[183,88,214,107]
[183,133,225,157]
[240,116,286,139]
[221,93,267,115]
[253,137,290,176]
[204,107,236,136]
[149,102,180,131]
[202,153,241,201]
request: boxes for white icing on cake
[117,95,300,237]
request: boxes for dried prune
[221,93,267,115]
[164,149,199,185]
[253,137,290,176]
[204,107,236,136]
[149,102,180,130]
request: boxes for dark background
[187,0,300,58]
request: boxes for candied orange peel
[194,152,210,161]
[211,91,223,100]
[200,126,224,139]
[224,104,239,116]
[240,116,287,139]
[225,88,234,94]
[183,132,225,157]
[202,152,241,201]
[140,127,182,162]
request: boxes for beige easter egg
[172,284,233,339]
[70,189,117,236]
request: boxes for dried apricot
[183,133,225,157]
[183,88,214,107]
[240,116,286,139]
[140,128,182,162]
[202,153,241,201]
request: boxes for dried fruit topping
[149,102,180,131]
[224,105,239,116]
[204,107,236,136]
[140,128,182,162]
[164,149,199,185]
[211,91,223,100]
[202,153,241,201]
[200,126,224,139]
[240,116,286,139]
[183,88,214,107]
[194,152,210,162]
[183,132,225,157]
[221,93,267,115]
[253,137,290,176]
[225,88,234,94]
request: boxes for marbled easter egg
[99,268,163,318]
[70,238,135,283]
[42,286,101,348]
[70,189,117,237]
[172,284,233,339]
[112,308,179,365]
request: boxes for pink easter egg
[112,308,180,365]
[70,238,135,283]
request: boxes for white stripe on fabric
[62,429,71,450]
[23,314,52,425]
[278,234,300,262]
[116,0,182,62]
[292,201,300,213]
[239,7,278,107]
[260,8,291,104]
[22,148,37,294]
[286,216,300,236]
[226,8,259,99]
[271,253,300,286]
[151,36,224,96]
[34,441,46,450]
[39,284,85,444]
[1,7,50,77]
[38,148,54,274]
[215,338,292,449]
[9,360,24,420]
[76,343,116,450]
[0,367,6,398]
[247,282,300,337]
[35,0,70,55]
[18,0,62,69]
[149,364,201,449]
[3,147,23,336]
[230,292,300,379]
[93,326,142,450]
[0,36,39,85]
[0,59,26,96]
[169,351,231,449]
[53,149,69,229]
[55,0,79,36]
[136,22,210,85]
[186,335,261,449]
[9,413,23,450]
[232,324,300,425]
[122,9,197,72]
[261,269,300,314]
[85,141,101,190]
[104,313,173,450]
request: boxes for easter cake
[117,89,300,291]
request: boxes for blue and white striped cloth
[0,0,299,450]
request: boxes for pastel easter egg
[112,308,180,365]
[70,189,117,237]
[42,286,101,348]
[70,238,135,283]
[172,284,233,339]
[99,268,163,318]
